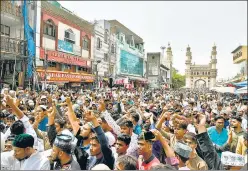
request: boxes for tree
[172,67,185,89]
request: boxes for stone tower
[166,43,173,87]
[185,45,192,88]
[210,44,217,88]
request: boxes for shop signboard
[120,50,143,76]
[40,48,87,67]
[37,70,95,82]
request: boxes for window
[130,35,134,47]
[104,53,108,62]
[83,37,89,50]
[1,24,10,36]
[48,62,56,68]
[97,37,102,49]
[109,66,114,75]
[104,29,108,43]
[43,19,56,37]
[78,66,88,72]
[111,44,115,54]
[120,36,124,43]
[64,29,75,44]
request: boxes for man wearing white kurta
[1,134,50,170]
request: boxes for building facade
[0,1,34,89]
[231,45,247,82]
[36,1,95,89]
[92,20,116,88]
[108,20,147,88]
[185,44,217,89]
[147,52,169,89]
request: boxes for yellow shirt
[236,135,247,163]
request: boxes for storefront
[36,69,95,89]
[114,77,148,89]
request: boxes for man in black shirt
[84,110,115,170]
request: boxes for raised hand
[5,95,14,106]
[84,110,97,122]
[150,129,163,141]
[65,97,71,105]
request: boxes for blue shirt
[134,124,142,135]
[38,117,48,132]
[207,126,228,157]
[207,126,228,146]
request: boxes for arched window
[64,29,75,44]
[83,36,89,50]
[111,44,115,54]
[97,37,102,49]
[104,29,108,43]
[43,19,56,37]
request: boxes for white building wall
[58,22,80,46]
[93,24,109,77]
[34,1,43,67]
[91,35,94,60]
[42,36,55,50]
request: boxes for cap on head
[174,142,192,159]
[12,134,34,148]
[53,134,73,154]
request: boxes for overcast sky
[58,1,247,80]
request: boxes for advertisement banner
[120,50,143,76]
[40,48,87,67]
[37,70,95,82]
[58,39,73,53]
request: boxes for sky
[58,1,247,80]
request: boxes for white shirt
[102,111,139,158]
[187,124,196,134]
[3,115,38,150]
[241,117,247,130]
[1,132,5,152]
[1,150,50,170]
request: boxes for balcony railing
[1,1,22,18]
[1,35,27,56]
[233,52,243,61]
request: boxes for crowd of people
[0,86,247,170]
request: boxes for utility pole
[44,48,48,90]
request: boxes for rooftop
[41,1,93,34]
[231,45,246,53]
[108,20,143,43]
[147,52,161,55]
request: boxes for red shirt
[139,155,160,170]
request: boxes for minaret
[185,45,192,88]
[166,43,173,88]
[210,43,217,88]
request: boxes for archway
[194,79,206,89]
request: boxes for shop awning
[128,76,148,82]
[235,86,247,94]
[233,81,247,87]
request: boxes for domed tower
[166,42,173,87]
[185,45,192,88]
[210,43,217,88]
